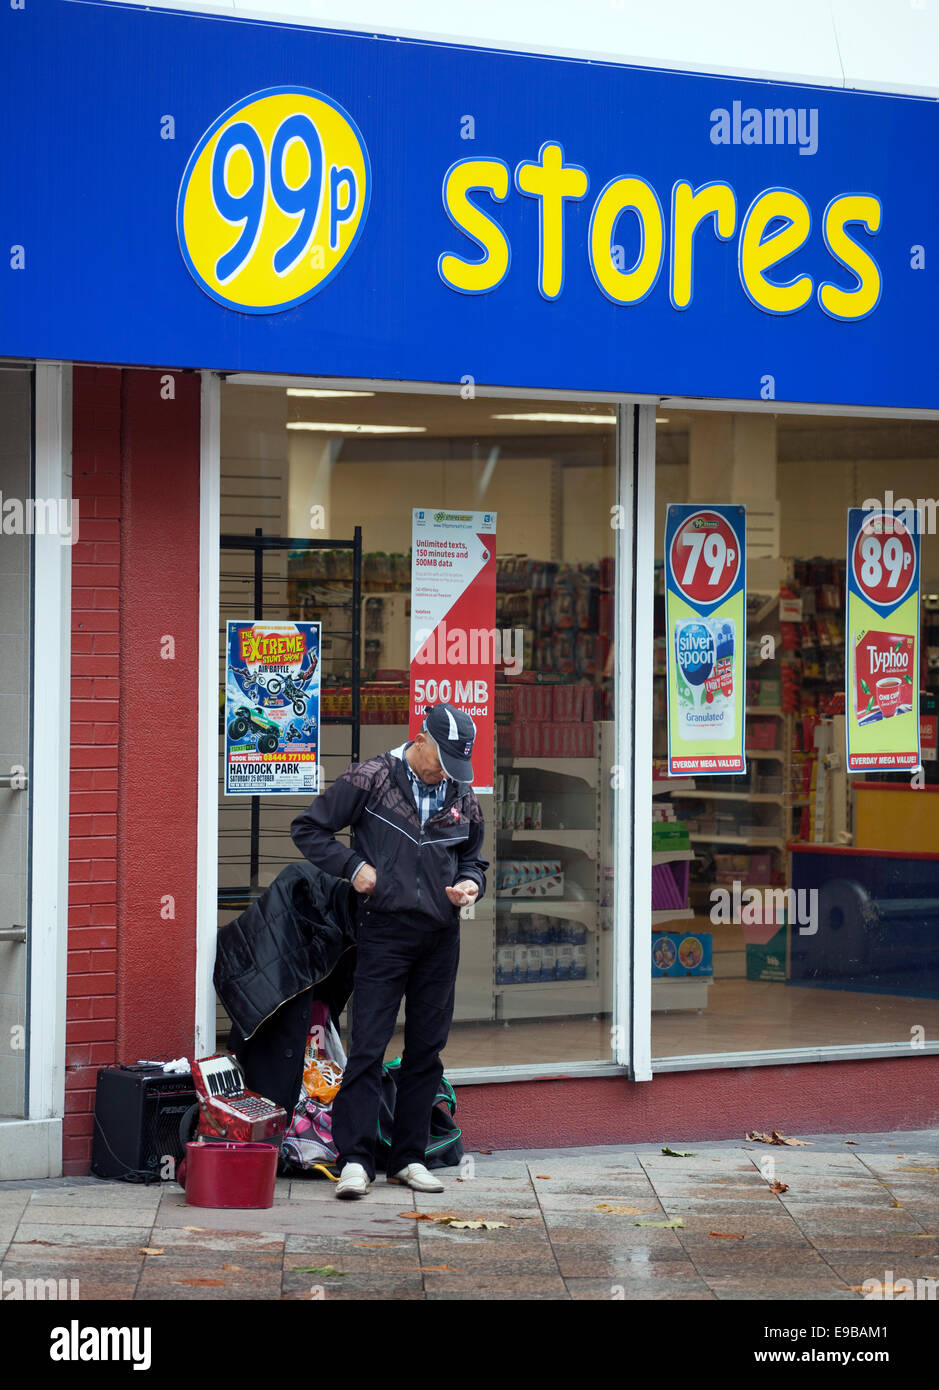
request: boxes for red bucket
[184,1141,279,1210]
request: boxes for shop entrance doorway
[212,379,623,1071]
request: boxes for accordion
[190,1053,289,1145]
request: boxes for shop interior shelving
[650,791,709,1009]
[493,722,610,1020]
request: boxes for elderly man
[290,703,487,1197]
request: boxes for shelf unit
[649,837,711,1012]
[493,721,612,1020]
[675,707,795,875]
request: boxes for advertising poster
[665,504,747,777]
[410,509,497,794]
[846,508,921,772]
[225,621,321,795]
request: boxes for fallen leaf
[477,1149,493,1154]
[139,1247,164,1256]
[292,1265,345,1277]
[848,1283,915,1296]
[221,1265,244,1271]
[768,1180,790,1194]
[535,1175,551,1180]
[634,1218,683,1229]
[178,1278,226,1287]
[708,1231,746,1239]
[448,1220,508,1230]
[181,1225,207,1232]
[397,1211,459,1223]
[595,1203,650,1215]
[420,1264,461,1272]
[661,1147,696,1157]
[745,1130,813,1146]
[891,1201,904,1208]
[845,1140,859,1146]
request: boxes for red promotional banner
[409,508,497,793]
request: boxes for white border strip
[228,376,939,420]
[446,1040,939,1084]
[651,1041,939,1071]
[611,405,634,1071]
[29,363,72,1129]
[195,371,221,1056]
[630,405,656,1080]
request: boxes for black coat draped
[213,861,359,1114]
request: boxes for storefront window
[217,383,619,1068]
[652,410,939,1059]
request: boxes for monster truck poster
[225,621,321,795]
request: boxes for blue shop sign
[1,0,937,407]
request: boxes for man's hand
[446,880,479,908]
[352,863,377,895]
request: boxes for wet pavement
[1,1129,938,1301]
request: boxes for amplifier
[91,1064,197,1183]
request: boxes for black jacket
[290,743,488,927]
[213,861,358,1113]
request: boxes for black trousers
[332,909,460,1181]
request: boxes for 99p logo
[177,87,371,313]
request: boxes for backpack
[375,1057,464,1171]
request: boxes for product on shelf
[651,932,713,977]
[497,859,564,896]
[495,912,589,982]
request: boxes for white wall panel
[99,0,939,96]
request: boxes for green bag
[375,1057,464,1170]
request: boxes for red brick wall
[65,366,202,1174]
[116,369,201,1061]
[66,367,122,1172]
[455,1056,939,1151]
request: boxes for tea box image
[674,618,736,741]
[853,630,915,725]
[652,932,713,977]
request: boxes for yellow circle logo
[177,87,371,313]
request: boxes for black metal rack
[218,526,362,906]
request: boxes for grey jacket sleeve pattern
[290,762,375,881]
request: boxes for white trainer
[335,1162,370,1198]
[388,1162,445,1192]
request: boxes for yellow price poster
[665,505,746,776]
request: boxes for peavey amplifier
[91,1064,197,1183]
